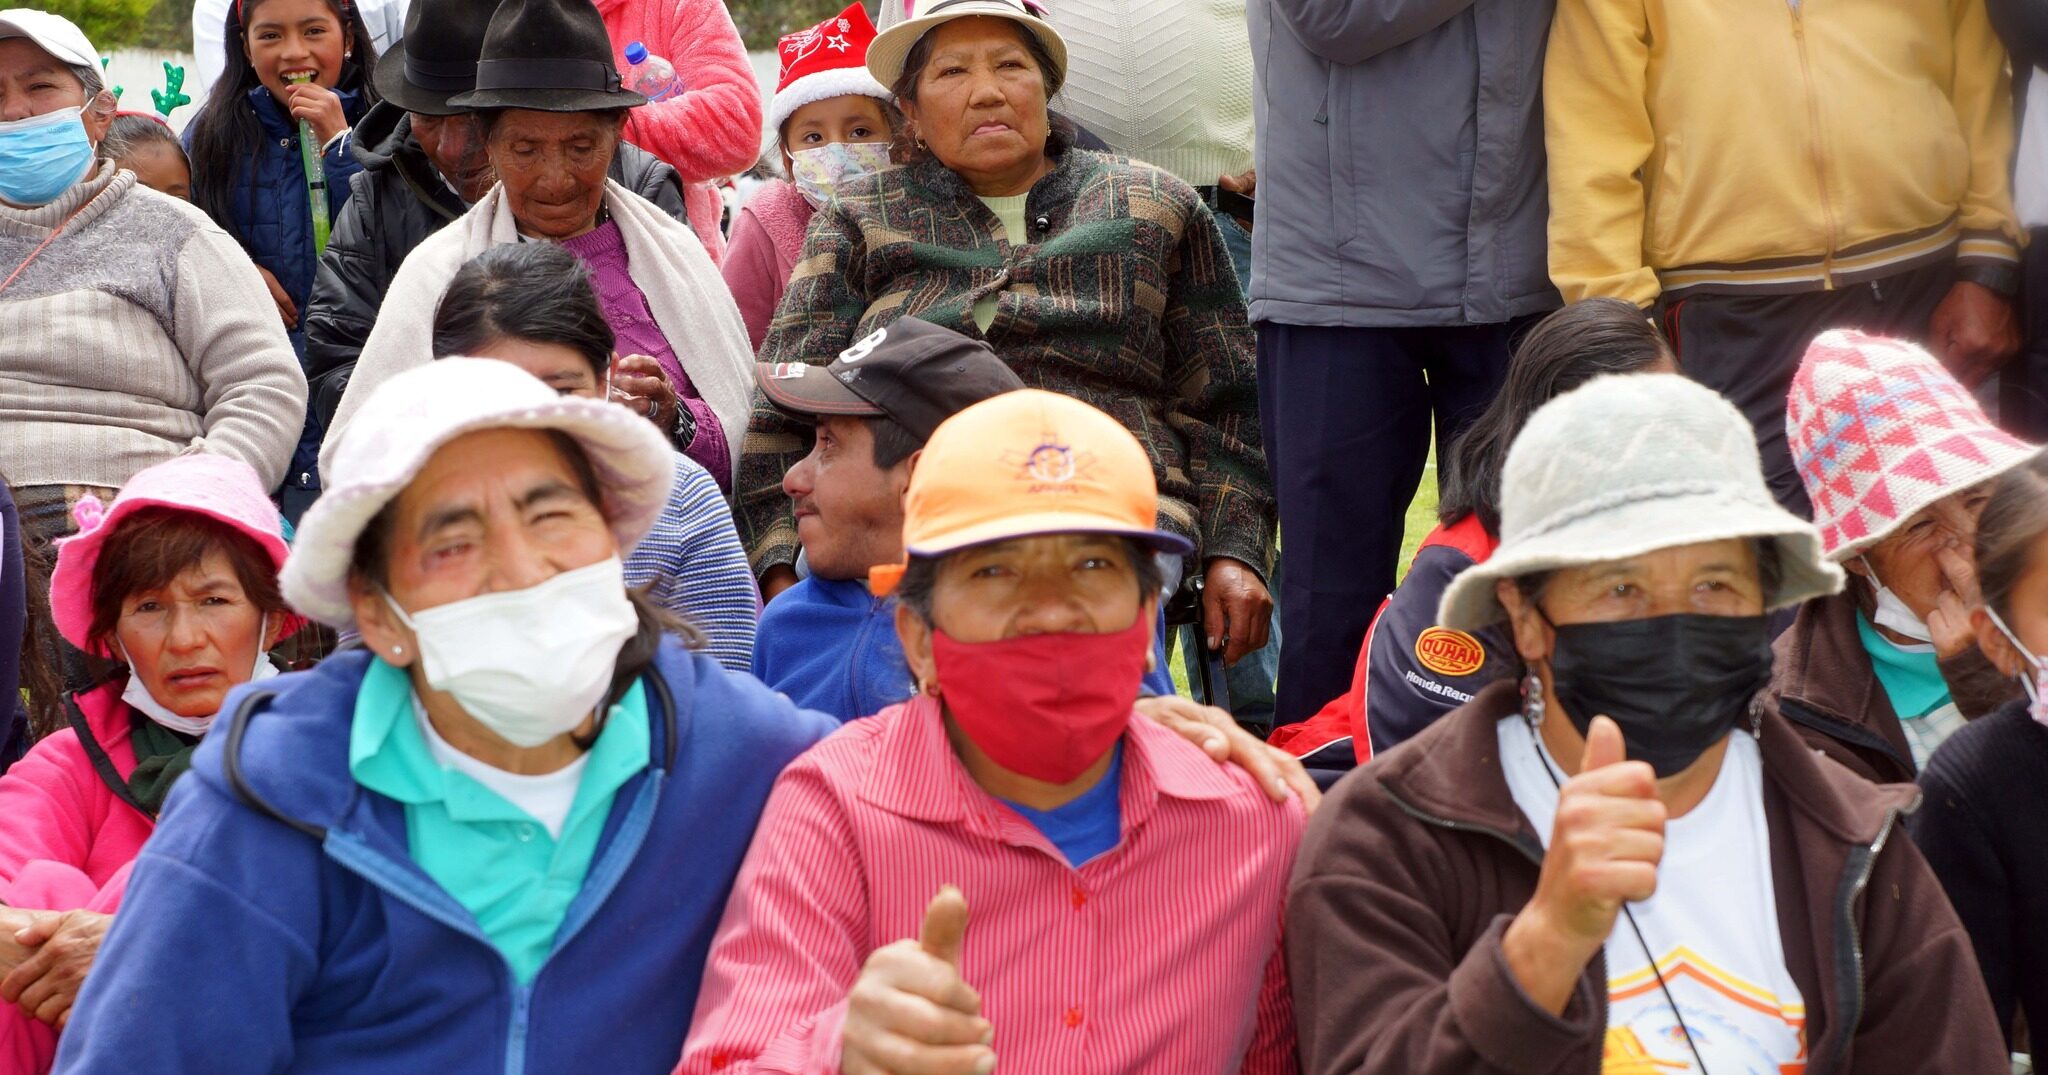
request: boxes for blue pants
[1256,320,1524,725]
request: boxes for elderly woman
[1287,374,2004,1073]
[741,0,1273,666]
[325,0,753,491]
[0,10,306,548]
[1764,330,2032,784]
[431,243,759,671]
[51,359,835,1074]
[0,454,298,1074]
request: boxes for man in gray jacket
[1249,0,1558,725]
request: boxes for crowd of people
[0,0,2043,1069]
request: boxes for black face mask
[1543,612,1773,778]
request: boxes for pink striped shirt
[676,696,1304,1074]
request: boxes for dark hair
[1439,298,1675,535]
[888,18,1064,164]
[1974,450,2048,621]
[346,429,703,744]
[432,244,614,379]
[10,472,64,740]
[476,107,630,142]
[103,115,185,163]
[895,535,1166,623]
[866,417,924,470]
[86,507,293,656]
[186,0,378,246]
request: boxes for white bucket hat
[867,0,1067,92]
[1437,374,1843,630]
[281,358,677,627]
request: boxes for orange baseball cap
[870,389,1191,594]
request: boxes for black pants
[2002,227,2048,441]
[1659,260,1956,517]
[1256,320,1525,726]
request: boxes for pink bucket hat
[49,454,301,657]
[1787,329,2037,562]
[282,357,677,628]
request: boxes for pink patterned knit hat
[1787,329,2036,561]
[49,454,302,657]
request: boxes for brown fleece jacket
[1287,680,2006,1075]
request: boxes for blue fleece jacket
[753,576,1178,724]
[54,645,836,1075]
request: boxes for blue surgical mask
[0,107,96,208]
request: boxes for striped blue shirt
[624,453,760,672]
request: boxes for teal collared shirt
[348,658,650,983]
[1856,611,1951,720]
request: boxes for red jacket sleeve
[620,0,765,185]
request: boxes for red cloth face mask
[931,611,1150,785]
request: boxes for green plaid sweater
[740,139,1274,576]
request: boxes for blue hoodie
[55,645,836,1075]
[753,576,1176,724]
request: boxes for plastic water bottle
[622,42,683,102]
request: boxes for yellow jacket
[1545,0,2022,306]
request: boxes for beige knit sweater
[0,164,307,491]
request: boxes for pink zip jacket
[0,682,146,1075]
[595,0,765,264]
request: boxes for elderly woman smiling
[325,0,754,491]
[0,10,305,547]
[1285,375,2005,1074]
[741,0,1273,666]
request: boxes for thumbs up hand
[843,886,997,1075]
[1502,717,1668,1015]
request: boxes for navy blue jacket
[212,83,367,332]
[753,575,917,722]
[55,645,837,1075]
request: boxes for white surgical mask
[789,141,894,209]
[384,557,638,748]
[119,614,279,736]
[1984,605,2048,728]
[1860,557,1935,646]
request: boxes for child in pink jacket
[721,2,897,349]
[595,0,765,264]
[0,455,299,1075]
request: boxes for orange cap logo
[1414,626,1486,677]
[1003,436,1095,493]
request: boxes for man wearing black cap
[751,318,1029,719]
[300,0,686,430]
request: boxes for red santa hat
[769,2,891,139]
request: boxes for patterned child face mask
[789,141,894,209]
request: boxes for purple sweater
[560,221,730,489]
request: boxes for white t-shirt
[1497,717,1809,1072]
[413,701,586,839]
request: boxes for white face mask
[788,140,894,209]
[1984,606,2048,728]
[1860,557,1935,646]
[120,614,279,737]
[384,557,639,748]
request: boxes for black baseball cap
[756,318,1025,442]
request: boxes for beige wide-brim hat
[1438,373,1845,631]
[281,357,676,628]
[867,0,1068,92]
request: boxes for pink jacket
[721,180,816,351]
[0,683,146,1075]
[595,0,765,264]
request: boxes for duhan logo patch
[1414,626,1485,677]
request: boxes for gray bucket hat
[1437,374,1844,631]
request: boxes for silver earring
[392,643,405,657]
[1519,670,1544,730]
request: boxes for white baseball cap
[0,10,100,72]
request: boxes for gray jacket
[1248,0,1559,327]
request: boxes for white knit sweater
[898,0,1257,187]
[0,164,307,491]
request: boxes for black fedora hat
[372,0,497,116]
[446,0,647,112]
